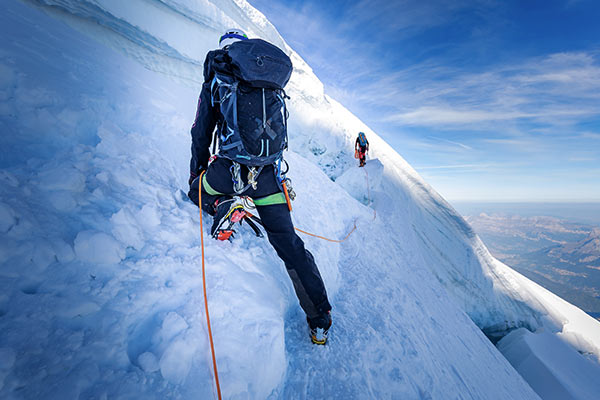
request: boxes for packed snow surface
[498,328,600,400]
[0,0,599,398]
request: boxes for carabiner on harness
[230,162,244,194]
[248,167,259,190]
[283,177,296,200]
[231,161,264,194]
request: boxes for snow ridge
[1,0,599,398]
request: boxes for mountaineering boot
[211,196,263,240]
[307,311,332,345]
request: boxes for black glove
[188,173,197,187]
[189,170,204,187]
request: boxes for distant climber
[355,131,369,167]
[186,29,332,344]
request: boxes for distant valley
[464,213,600,320]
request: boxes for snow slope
[498,328,600,400]
[0,0,598,398]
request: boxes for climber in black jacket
[187,29,332,344]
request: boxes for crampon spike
[217,230,234,241]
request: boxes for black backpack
[210,39,293,166]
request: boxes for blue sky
[248,0,600,202]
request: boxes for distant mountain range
[465,214,600,319]
[551,227,600,265]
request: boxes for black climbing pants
[188,157,332,320]
[358,145,367,166]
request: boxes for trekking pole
[198,171,223,400]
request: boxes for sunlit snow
[1,0,599,399]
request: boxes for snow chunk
[156,313,195,384]
[498,328,600,400]
[56,108,83,130]
[74,230,124,264]
[37,165,86,192]
[136,204,161,230]
[48,191,78,212]
[138,352,160,373]
[49,238,75,263]
[158,312,188,344]
[159,339,193,384]
[110,208,144,250]
[31,240,56,270]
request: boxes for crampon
[212,196,264,241]
[308,312,332,345]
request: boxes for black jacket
[189,50,226,176]
[355,137,369,151]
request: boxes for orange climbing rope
[294,222,357,243]
[198,171,222,400]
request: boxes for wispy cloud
[346,51,600,130]
[482,138,536,146]
[415,164,490,170]
[427,136,473,150]
[249,0,600,201]
[250,0,600,134]
[386,107,532,125]
[580,131,600,139]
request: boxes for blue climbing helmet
[219,28,249,49]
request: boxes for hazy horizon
[452,201,600,226]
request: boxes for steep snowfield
[498,328,600,400]
[0,0,598,399]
